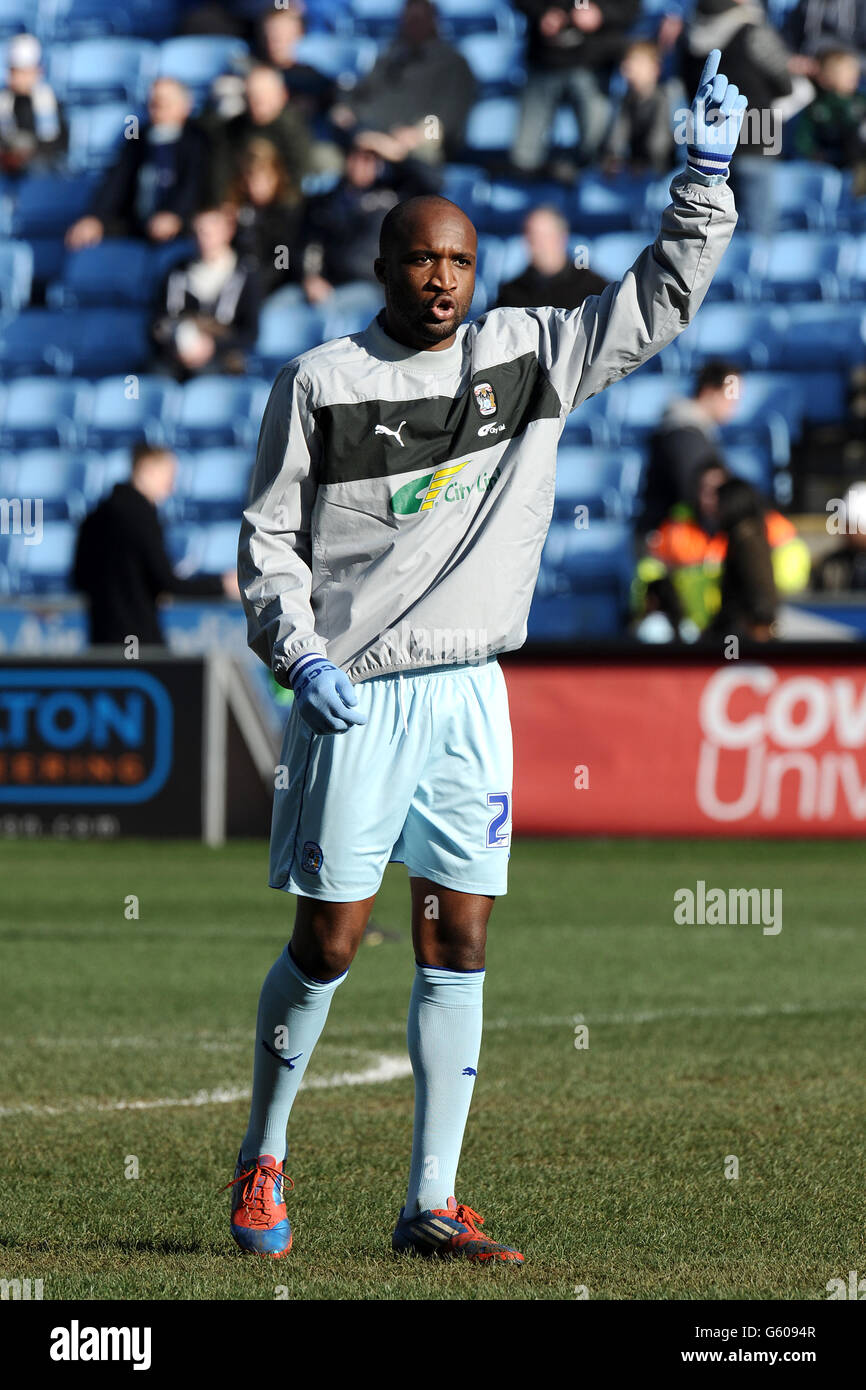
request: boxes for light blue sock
[405,963,484,1215]
[241,945,346,1164]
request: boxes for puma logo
[374,420,407,446]
[261,1040,303,1070]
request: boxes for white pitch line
[0,1053,412,1119]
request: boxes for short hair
[694,359,740,395]
[131,441,172,471]
[524,203,568,233]
[623,39,660,62]
[378,195,470,258]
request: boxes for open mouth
[424,296,456,323]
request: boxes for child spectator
[795,46,866,187]
[602,40,684,174]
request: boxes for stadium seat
[775,303,866,370]
[174,449,252,521]
[4,174,98,237]
[7,520,78,593]
[433,0,512,35]
[47,240,157,307]
[347,0,404,39]
[457,35,524,92]
[673,303,786,371]
[472,177,568,236]
[48,38,157,106]
[560,391,612,446]
[0,307,150,376]
[773,162,843,231]
[704,233,761,302]
[0,0,37,40]
[554,447,645,522]
[719,372,802,465]
[27,238,66,286]
[67,102,133,173]
[607,373,693,443]
[320,280,383,338]
[82,448,136,503]
[496,233,529,285]
[167,377,262,449]
[0,310,79,375]
[2,450,88,520]
[251,293,326,373]
[536,519,634,636]
[841,233,866,297]
[80,375,179,449]
[724,444,775,497]
[550,105,580,150]
[45,0,178,41]
[569,173,655,235]
[588,232,648,283]
[528,589,623,640]
[439,164,488,221]
[0,376,85,448]
[759,232,850,301]
[197,520,244,573]
[293,34,378,82]
[0,238,33,312]
[464,97,519,157]
[157,36,249,101]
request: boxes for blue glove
[291,656,367,735]
[686,48,748,180]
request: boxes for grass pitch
[0,836,863,1301]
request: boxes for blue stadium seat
[167,376,261,449]
[157,35,249,100]
[551,104,580,150]
[760,232,850,301]
[528,590,623,639]
[45,0,178,41]
[439,163,488,219]
[841,233,866,296]
[464,97,519,157]
[775,303,866,370]
[80,375,179,449]
[0,376,85,448]
[457,34,524,92]
[174,449,252,521]
[496,233,529,285]
[560,391,612,446]
[251,293,326,373]
[791,369,849,425]
[293,33,378,82]
[67,102,132,173]
[472,177,568,235]
[0,310,78,375]
[607,373,693,443]
[434,0,513,35]
[0,238,33,312]
[720,372,802,465]
[724,444,774,497]
[47,240,157,307]
[321,280,383,338]
[82,448,135,502]
[773,162,843,231]
[25,238,66,286]
[7,520,78,593]
[197,520,244,573]
[2,450,88,519]
[0,307,150,375]
[554,447,645,522]
[569,173,655,235]
[49,38,157,106]
[587,232,648,282]
[347,0,403,38]
[704,233,761,302]
[4,174,97,237]
[0,0,37,40]
[475,235,504,301]
[673,303,786,371]
[535,519,633,637]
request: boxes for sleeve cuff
[685,164,730,186]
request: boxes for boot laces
[221,1162,294,1227]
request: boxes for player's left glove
[290,655,367,735]
[686,48,748,180]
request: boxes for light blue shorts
[269,660,513,901]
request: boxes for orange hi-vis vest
[649,511,798,570]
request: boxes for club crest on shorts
[302,840,323,874]
[473,381,497,417]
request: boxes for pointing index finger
[698,47,721,92]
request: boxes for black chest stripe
[311,352,562,486]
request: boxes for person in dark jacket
[0,33,67,175]
[680,0,793,234]
[495,204,608,309]
[65,78,208,248]
[152,205,262,378]
[211,63,312,201]
[601,40,685,174]
[300,138,439,301]
[794,46,866,181]
[258,3,333,121]
[784,0,866,66]
[511,0,641,175]
[228,137,304,299]
[709,476,778,640]
[329,0,477,163]
[639,360,742,534]
[73,443,237,648]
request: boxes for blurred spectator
[632,566,699,643]
[640,360,741,534]
[258,3,333,121]
[73,442,237,648]
[681,0,793,236]
[330,0,477,164]
[814,482,866,591]
[647,462,808,630]
[785,0,866,72]
[0,33,67,175]
[495,205,608,309]
[66,79,208,249]
[708,476,779,640]
[511,1,641,177]
[152,205,261,379]
[300,137,438,302]
[212,64,312,201]
[601,40,684,174]
[794,46,866,186]
[229,138,304,299]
